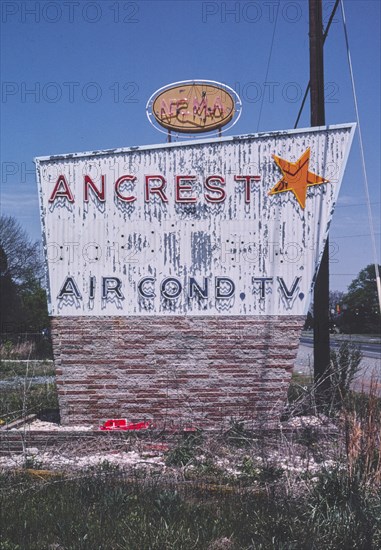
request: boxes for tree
[21,279,50,331]
[0,245,7,275]
[0,264,24,331]
[341,264,381,334]
[0,215,43,288]
[303,290,345,331]
[329,290,344,316]
[0,216,48,335]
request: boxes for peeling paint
[36,124,356,317]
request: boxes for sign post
[309,0,331,401]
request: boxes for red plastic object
[99,419,151,431]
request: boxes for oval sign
[146,80,242,135]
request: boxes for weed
[224,419,252,448]
[97,460,121,474]
[237,456,284,485]
[0,453,380,549]
[0,359,54,379]
[0,340,15,359]
[328,342,362,411]
[0,541,22,550]
[258,463,284,484]
[165,430,203,467]
[239,456,261,481]
[165,441,196,467]
[308,465,380,549]
[0,381,58,424]
[296,425,320,447]
[24,455,43,470]
[343,377,381,488]
[1,373,380,549]
[0,341,34,360]
[186,458,232,483]
[284,373,316,419]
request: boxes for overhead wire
[294,0,340,129]
[333,232,381,239]
[256,3,280,132]
[340,0,381,312]
[293,0,380,309]
[336,201,381,208]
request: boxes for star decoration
[268,148,329,209]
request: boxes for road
[295,334,380,395]
[299,334,381,359]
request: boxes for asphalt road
[299,334,381,359]
[296,334,380,395]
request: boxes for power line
[340,0,381,312]
[332,232,381,239]
[256,3,280,132]
[336,201,381,208]
[294,0,340,129]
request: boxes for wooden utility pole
[309,0,330,400]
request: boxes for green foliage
[1,382,381,548]
[1,468,379,550]
[0,273,25,330]
[0,216,42,286]
[284,372,316,418]
[0,541,21,550]
[240,455,260,478]
[186,458,232,483]
[328,342,362,411]
[0,367,380,549]
[165,431,203,466]
[1,341,15,359]
[238,455,283,484]
[308,466,380,549]
[0,216,50,356]
[340,264,381,334]
[285,343,363,417]
[23,454,44,470]
[0,381,58,424]
[224,419,252,447]
[20,280,50,333]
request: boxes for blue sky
[1,0,380,291]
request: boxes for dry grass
[344,376,381,489]
[0,344,380,548]
[0,340,36,360]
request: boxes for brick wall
[51,316,304,428]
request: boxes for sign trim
[146,79,242,137]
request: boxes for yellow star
[269,148,329,209]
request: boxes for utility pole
[309,0,330,401]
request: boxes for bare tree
[0,215,43,287]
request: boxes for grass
[0,357,57,425]
[0,381,58,424]
[0,465,380,550]
[0,339,53,361]
[0,359,55,380]
[0,347,380,548]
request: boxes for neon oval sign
[146,80,242,136]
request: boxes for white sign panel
[36,124,355,316]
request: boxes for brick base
[51,316,304,428]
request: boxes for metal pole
[309,0,330,401]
